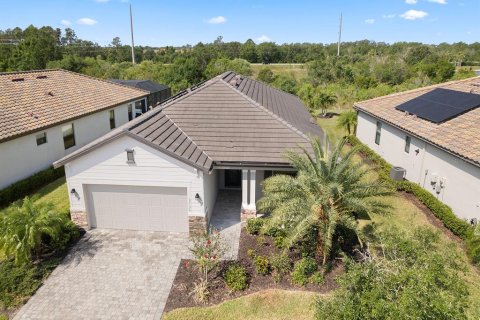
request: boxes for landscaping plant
[258,137,391,265]
[246,218,264,235]
[254,255,270,275]
[291,256,318,286]
[224,264,248,292]
[0,197,71,264]
[336,109,357,135]
[270,253,291,283]
[316,226,469,319]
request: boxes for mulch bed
[164,228,343,312]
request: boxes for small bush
[310,271,325,285]
[271,253,291,283]
[224,264,248,291]
[246,218,264,235]
[273,235,286,248]
[0,166,65,209]
[291,257,318,286]
[190,280,209,303]
[254,255,270,275]
[47,219,80,252]
[256,235,267,246]
[246,248,256,259]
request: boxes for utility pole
[337,12,342,57]
[130,3,136,64]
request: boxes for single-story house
[111,79,171,109]
[0,69,149,189]
[354,76,480,221]
[54,71,324,235]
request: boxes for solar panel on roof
[395,88,480,123]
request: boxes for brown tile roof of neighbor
[0,69,148,143]
[354,76,480,167]
[55,72,324,170]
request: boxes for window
[404,136,411,154]
[109,110,116,129]
[135,99,146,117]
[375,121,382,145]
[128,103,133,121]
[36,132,47,146]
[62,123,76,149]
[126,149,135,164]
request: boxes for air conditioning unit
[390,167,406,181]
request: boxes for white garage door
[86,185,188,232]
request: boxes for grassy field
[163,290,318,320]
[251,63,307,80]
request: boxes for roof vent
[46,91,54,96]
[404,111,409,116]
[28,112,38,119]
[12,78,24,82]
[36,75,47,79]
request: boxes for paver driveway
[14,229,192,320]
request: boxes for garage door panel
[87,185,189,232]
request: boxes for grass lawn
[251,63,307,80]
[163,289,318,320]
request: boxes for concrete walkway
[209,190,242,259]
[14,229,192,320]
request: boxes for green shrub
[273,235,286,249]
[291,257,317,286]
[246,218,264,235]
[224,264,248,291]
[0,314,8,320]
[310,271,325,285]
[270,253,291,283]
[246,248,256,259]
[254,255,270,275]
[346,135,478,265]
[0,259,58,309]
[315,226,469,320]
[0,166,64,209]
[47,219,80,252]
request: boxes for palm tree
[315,91,337,116]
[257,137,391,265]
[336,110,358,135]
[0,197,67,264]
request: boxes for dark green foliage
[346,135,480,266]
[224,264,248,291]
[0,166,65,209]
[291,257,317,286]
[257,67,276,83]
[309,271,325,285]
[246,218,264,235]
[46,219,80,252]
[254,255,270,275]
[270,253,291,283]
[316,227,469,320]
[0,259,59,309]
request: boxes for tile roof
[354,77,480,166]
[110,79,169,93]
[0,69,148,143]
[55,72,324,170]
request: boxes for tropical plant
[0,197,68,264]
[291,257,317,286]
[315,91,337,115]
[189,229,226,283]
[257,137,391,265]
[336,110,358,135]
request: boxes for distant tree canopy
[1,25,478,106]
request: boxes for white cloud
[207,16,226,24]
[256,35,271,43]
[400,10,428,20]
[405,0,417,4]
[60,19,72,26]
[77,18,98,25]
[428,0,447,4]
[382,14,396,19]
[95,0,110,2]
[365,19,375,24]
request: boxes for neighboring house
[54,71,324,235]
[0,69,149,189]
[354,77,480,221]
[110,79,171,109]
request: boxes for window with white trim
[36,132,47,146]
[375,121,382,145]
[404,135,411,154]
[62,123,76,149]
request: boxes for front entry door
[225,170,241,188]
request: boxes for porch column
[249,170,256,211]
[241,169,249,209]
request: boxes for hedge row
[0,166,65,209]
[346,135,479,265]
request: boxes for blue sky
[1,0,478,46]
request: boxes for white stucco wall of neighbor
[356,111,480,220]
[64,135,205,217]
[0,103,130,189]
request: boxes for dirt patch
[164,228,342,312]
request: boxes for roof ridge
[161,111,214,163]
[355,76,480,106]
[218,77,310,141]
[0,69,60,76]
